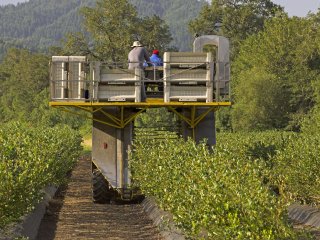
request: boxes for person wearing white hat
[128,41,150,70]
[128,41,151,101]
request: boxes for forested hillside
[0,0,94,58]
[0,0,205,59]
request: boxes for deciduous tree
[67,0,174,62]
[232,15,320,131]
[189,0,283,56]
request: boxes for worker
[149,49,164,92]
[150,49,163,66]
[128,41,150,101]
[128,41,151,69]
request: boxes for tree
[0,48,49,122]
[59,32,96,58]
[231,15,320,131]
[135,15,173,52]
[63,0,174,62]
[80,0,138,62]
[232,68,289,131]
[130,0,207,51]
[189,0,283,56]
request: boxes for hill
[0,0,206,59]
[0,0,94,57]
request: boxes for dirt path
[36,156,163,240]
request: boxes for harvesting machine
[49,35,231,202]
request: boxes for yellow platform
[49,99,231,129]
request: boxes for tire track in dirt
[36,156,163,240]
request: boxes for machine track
[36,156,163,240]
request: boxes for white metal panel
[163,52,213,103]
[97,85,140,101]
[95,66,142,102]
[167,69,208,82]
[52,56,69,62]
[68,56,86,62]
[164,52,211,65]
[100,69,138,82]
[50,56,87,101]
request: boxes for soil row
[36,156,163,240]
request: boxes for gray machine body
[91,36,229,191]
[92,109,133,190]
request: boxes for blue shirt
[150,54,163,66]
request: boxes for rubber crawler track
[36,155,163,240]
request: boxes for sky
[0,0,319,17]
[0,0,28,5]
[272,0,320,17]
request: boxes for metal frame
[49,100,231,131]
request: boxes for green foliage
[301,106,320,135]
[217,131,320,206]
[131,132,309,239]
[215,107,232,132]
[131,129,320,238]
[135,108,177,128]
[59,32,93,57]
[0,122,82,228]
[0,48,49,121]
[136,15,173,52]
[232,68,289,131]
[189,0,283,56]
[232,15,320,131]
[80,0,139,62]
[301,72,320,134]
[101,0,207,51]
[272,133,320,204]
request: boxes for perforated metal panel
[50,56,87,101]
[163,52,213,103]
[97,85,141,102]
[96,67,143,102]
[163,52,212,65]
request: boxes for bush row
[131,130,319,239]
[0,122,82,228]
[218,131,320,205]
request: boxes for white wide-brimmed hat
[131,41,143,47]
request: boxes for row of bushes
[0,122,82,228]
[218,131,320,205]
[131,130,319,239]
